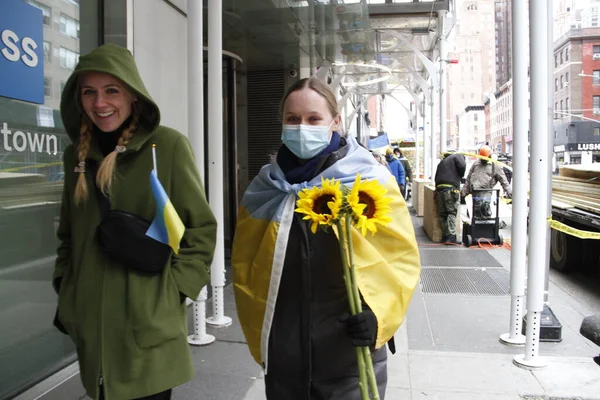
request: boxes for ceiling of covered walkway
[220,0,453,97]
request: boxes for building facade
[457,105,486,151]
[446,0,496,145]
[490,80,513,154]
[553,27,600,166]
[494,0,512,88]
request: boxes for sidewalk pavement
[176,208,600,400]
[34,206,600,400]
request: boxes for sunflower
[295,177,343,233]
[347,173,393,236]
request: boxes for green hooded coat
[53,43,217,400]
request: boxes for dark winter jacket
[386,155,406,187]
[399,156,413,182]
[53,43,217,400]
[266,143,387,399]
[435,153,466,188]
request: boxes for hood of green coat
[60,43,160,148]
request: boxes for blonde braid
[96,114,139,195]
[73,118,93,206]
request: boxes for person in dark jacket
[53,44,217,400]
[385,147,406,195]
[434,152,466,244]
[394,148,413,198]
[394,148,413,184]
[231,78,421,400]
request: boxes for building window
[594,70,600,85]
[560,75,564,88]
[27,0,51,26]
[565,48,569,61]
[59,47,79,70]
[44,77,52,97]
[474,114,478,122]
[566,97,570,111]
[560,100,564,112]
[43,41,51,63]
[594,45,600,55]
[560,51,563,64]
[554,55,558,67]
[60,14,80,39]
[565,72,569,82]
[594,96,600,113]
[594,127,600,136]
[555,78,558,91]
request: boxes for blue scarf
[276,131,342,184]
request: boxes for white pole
[439,10,448,154]
[500,0,527,347]
[430,85,437,179]
[424,90,431,180]
[188,0,204,183]
[544,0,555,304]
[206,0,232,328]
[187,0,214,346]
[188,286,215,345]
[415,99,421,179]
[514,0,549,369]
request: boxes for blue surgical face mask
[281,122,334,159]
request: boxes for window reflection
[0,0,84,397]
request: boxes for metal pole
[430,85,437,179]
[544,0,555,304]
[188,287,215,345]
[186,0,214,346]
[415,99,421,179]
[514,0,549,369]
[439,10,448,153]
[308,0,317,74]
[500,0,527,347]
[206,0,232,328]
[423,90,431,180]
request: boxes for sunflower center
[313,194,334,215]
[358,192,376,218]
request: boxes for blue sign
[0,0,44,104]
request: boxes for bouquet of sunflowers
[295,173,392,400]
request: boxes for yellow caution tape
[0,161,63,173]
[547,217,600,240]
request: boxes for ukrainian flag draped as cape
[232,135,421,368]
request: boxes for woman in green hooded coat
[53,43,217,400]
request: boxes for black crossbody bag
[89,160,172,275]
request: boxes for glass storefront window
[0,0,92,398]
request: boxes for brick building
[553,27,600,166]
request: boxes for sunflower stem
[345,215,380,400]
[336,221,369,400]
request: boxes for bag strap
[87,159,110,216]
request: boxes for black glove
[340,309,378,347]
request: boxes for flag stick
[152,144,157,172]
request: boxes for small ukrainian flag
[146,169,185,253]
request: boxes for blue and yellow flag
[146,169,185,254]
[231,135,421,368]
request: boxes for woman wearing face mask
[52,43,217,400]
[231,78,420,399]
